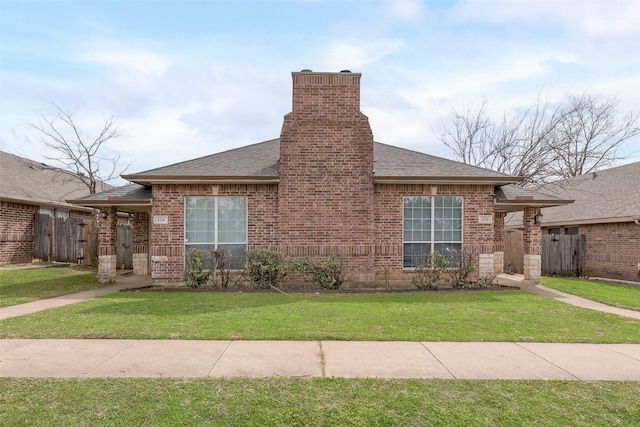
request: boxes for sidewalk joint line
[514,343,580,380]
[318,341,326,378]
[82,339,139,378]
[420,342,456,379]
[207,340,233,376]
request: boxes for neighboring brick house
[0,151,98,263]
[508,162,640,282]
[70,70,570,285]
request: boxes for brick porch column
[523,207,542,280]
[131,211,149,276]
[493,212,505,274]
[97,207,117,283]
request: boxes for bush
[245,248,288,289]
[412,252,448,290]
[211,249,232,289]
[295,255,345,290]
[448,252,478,288]
[184,249,211,289]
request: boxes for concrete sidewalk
[1,339,639,380]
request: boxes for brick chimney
[278,70,375,282]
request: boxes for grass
[2,290,640,343]
[1,378,639,426]
[0,267,101,308]
[542,277,640,311]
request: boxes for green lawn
[0,267,102,308]
[1,378,638,426]
[2,290,639,343]
[542,277,640,311]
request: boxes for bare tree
[548,93,640,178]
[439,93,640,186]
[29,103,126,193]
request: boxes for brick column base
[133,253,149,276]
[493,251,504,274]
[478,254,494,276]
[98,254,117,284]
[524,254,541,281]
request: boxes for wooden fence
[34,213,96,264]
[116,223,133,270]
[542,234,585,277]
[504,229,524,273]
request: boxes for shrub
[295,255,345,289]
[184,249,211,289]
[447,252,478,288]
[245,248,288,289]
[412,252,448,290]
[211,249,232,289]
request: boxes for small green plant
[295,255,345,289]
[184,249,211,288]
[245,248,288,289]
[412,252,448,290]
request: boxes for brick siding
[373,183,495,282]
[149,183,278,282]
[580,222,640,282]
[278,72,375,282]
[0,201,37,263]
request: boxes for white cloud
[386,0,426,23]
[78,46,170,76]
[319,39,403,70]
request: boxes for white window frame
[402,196,464,269]
[184,196,248,267]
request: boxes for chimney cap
[300,69,313,73]
[340,70,351,73]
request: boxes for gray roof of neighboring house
[0,151,108,211]
[506,161,640,227]
[121,139,520,185]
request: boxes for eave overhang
[1,194,94,213]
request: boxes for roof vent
[340,70,351,73]
[300,69,313,73]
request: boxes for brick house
[70,70,571,285]
[507,162,640,282]
[0,151,98,263]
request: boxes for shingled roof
[506,161,640,227]
[122,139,520,185]
[0,151,107,211]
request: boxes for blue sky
[2,0,639,180]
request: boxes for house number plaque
[478,215,493,224]
[154,216,169,225]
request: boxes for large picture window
[185,196,247,267]
[403,196,463,268]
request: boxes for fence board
[542,234,585,276]
[33,213,51,260]
[504,229,524,273]
[116,223,133,269]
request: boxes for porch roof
[494,185,573,213]
[66,183,152,212]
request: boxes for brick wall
[278,71,375,282]
[580,222,640,282]
[150,183,278,282]
[0,201,37,263]
[373,183,495,282]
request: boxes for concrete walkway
[496,273,640,320]
[0,275,152,320]
[1,339,639,380]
